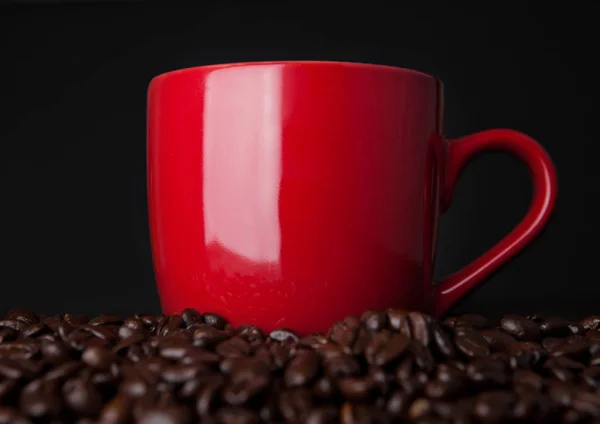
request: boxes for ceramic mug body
[147,61,557,335]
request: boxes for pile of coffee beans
[0,308,599,424]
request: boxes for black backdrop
[1,2,597,320]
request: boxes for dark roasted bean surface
[1,308,599,423]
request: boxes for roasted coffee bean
[580,316,600,331]
[195,376,224,416]
[216,336,250,358]
[466,358,509,386]
[98,395,131,424]
[473,391,516,421]
[82,346,115,370]
[216,407,259,424]
[3,308,600,422]
[513,369,544,391]
[454,313,489,329]
[408,312,431,346]
[481,329,517,352]
[547,336,588,358]
[161,363,206,383]
[19,380,62,418]
[201,313,227,330]
[63,378,103,416]
[88,314,120,326]
[0,378,17,402]
[223,375,269,405]
[236,325,264,343]
[306,405,339,424]
[361,309,387,332]
[327,316,360,351]
[299,333,328,349]
[386,389,408,416]
[268,328,299,343]
[572,390,600,416]
[338,376,376,401]
[540,317,573,337]
[386,309,412,337]
[313,376,336,399]
[500,314,541,341]
[0,328,17,343]
[279,388,312,422]
[325,354,360,378]
[0,406,32,424]
[137,406,191,424]
[431,322,455,358]
[284,350,320,387]
[455,328,490,358]
[180,308,202,327]
[508,341,546,369]
[365,330,410,366]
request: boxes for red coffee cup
[147,61,557,335]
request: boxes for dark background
[1,2,597,320]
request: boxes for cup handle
[433,129,558,316]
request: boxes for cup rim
[149,60,440,85]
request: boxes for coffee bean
[311,377,335,400]
[306,405,339,424]
[21,323,48,338]
[572,390,600,416]
[0,328,17,344]
[0,320,26,332]
[409,340,435,372]
[540,316,573,337]
[361,309,387,332]
[500,314,541,341]
[547,336,588,358]
[88,314,121,327]
[236,325,264,343]
[3,308,600,422]
[327,316,360,352]
[216,336,250,358]
[161,363,206,383]
[223,375,269,406]
[386,389,408,416]
[431,322,456,358]
[454,313,489,329]
[408,312,431,346]
[481,329,517,352]
[98,395,132,424]
[137,406,191,424]
[579,316,600,331]
[366,331,410,366]
[279,389,312,422]
[466,358,509,387]
[325,355,360,379]
[268,328,299,343]
[82,346,115,370]
[284,350,320,387]
[581,366,600,388]
[299,333,328,349]
[63,378,103,416]
[513,369,543,392]
[216,407,259,424]
[19,380,62,418]
[386,309,412,337]
[455,328,490,358]
[195,376,224,416]
[474,391,516,421]
[201,313,227,330]
[508,341,546,369]
[338,376,376,401]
